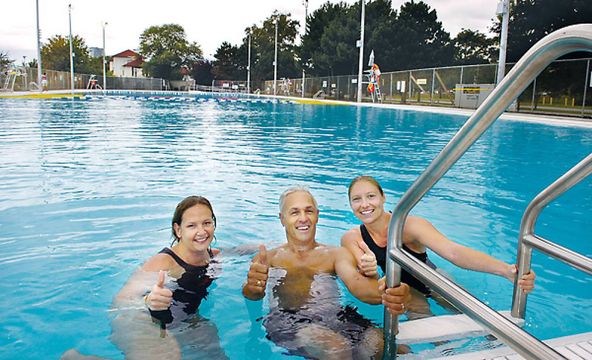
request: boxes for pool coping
[1,89,591,129]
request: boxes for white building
[110,49,145,78]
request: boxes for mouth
[194,236,210,244]
[296,225,310,232]
[360,209,374,216]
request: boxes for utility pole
[496,0,509,84]
[102,22,108,90]
[356,0,366,103]
[68,4,75,93]
[35,0,42,89]
[301,0,308,98]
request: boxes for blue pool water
[0,96,590,359]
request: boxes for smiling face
[173,204,215,253]
[349,179,386,224]
[279,191,319,245]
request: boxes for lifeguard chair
[365,50,382,103]
[86,75,102,90]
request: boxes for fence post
[431,68,436,105]
[531,77,537,110]
[583,59,590,118]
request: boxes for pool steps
[383,24,592,359]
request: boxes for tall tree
[492,0,592,62]
[0,51,13,68]
[212,42,243,80]
[191,59,214,85]
[41,35,102,74]
[454,29,497,65]
[139,24,202,80]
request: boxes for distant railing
[0,67,164,92]
[256,58,592,118]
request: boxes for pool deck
[431,331,592,359]
[1,89,591,128]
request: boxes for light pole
[102,22,108,91]
[35,0,42,89]
[247,31,251,94]
[496,0,509,84]
[68,3,74,93]
[273,18,278,96]
[301,0,308,98]
[356,0,366,103]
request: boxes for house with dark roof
[110,49,145,78]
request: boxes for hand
[145,270,173,311]
[246,245,269,296]
[357,241,379,278]
[379,279,410,316]
[513,265,536,294]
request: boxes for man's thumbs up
[145,270,173,311]
[244,244,270,299]
[256,244,268,266]
[357,241,379,278]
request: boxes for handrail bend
[383,24,592,360]
[512,153,592,318]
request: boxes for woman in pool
[108,195,227,359]
[342,176,536,319]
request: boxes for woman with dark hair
[105,196,226,359]
[342,176,536,319]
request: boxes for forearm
[346,276,382,304]
[452,246,513,280]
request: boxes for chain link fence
[0,66,164,92]
[258,58,592,118]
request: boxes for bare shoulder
[331,245,354,260]
[141,252,174,272]
[341,227,362,246]
[405,216,432,235]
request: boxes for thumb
[257,245,268,266]
[156,270,165,288]
[358,241,372,255]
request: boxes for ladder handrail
[383,24,592,360]
[512,153,592,318]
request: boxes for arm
[334,247,383,304]
[341,230,379,278]
[242,245,270,301]
[407,216,535,292]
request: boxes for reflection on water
[0,97,590,359]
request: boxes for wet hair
[171,196,216,242]
[279,186,318,213]
[348,176,385,201]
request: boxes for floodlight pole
[356,0,366,103]
[35,0,42,89]
[274,18,278,96]
[68,3,74,93]
[496,0,509,84]
[247,31,251,94]
[102,22,108,91]
[301,0,308,98]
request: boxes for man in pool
[242,186,409,359]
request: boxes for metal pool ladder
[383,24,592,360]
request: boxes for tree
[139,24,202,80]
[0,51,13,68]
[191,59,214,85]
[212,42,243,80]
[453,29,496,65]
[41,35,102,74]
[492,0,592,62]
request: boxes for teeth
[296,226,309,231]
[361,209,373,215]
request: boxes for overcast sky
[1,0,500,62]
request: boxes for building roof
[124,57,144,68]
[111,49,140,58]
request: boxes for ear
[279,212,286,227]
[173,223,182,239]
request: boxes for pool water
[0,96,590,359]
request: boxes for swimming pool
[0,96,590,359]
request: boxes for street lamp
[247,31,251,94]
[356,0,366,103]
[35,0,42,89]
[496,0,509,84]
[301,0,308,98]
[68,3,74,93]
[102,22,108,91]
[273,18,278,96]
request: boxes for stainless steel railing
[512,154,592,318]
[383,24,592,360]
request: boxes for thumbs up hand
[145,270,173,311]
[244,245,270,299]
[358,241,379,278]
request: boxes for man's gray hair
[279,186,318,213]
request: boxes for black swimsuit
[149,247,216,328]
[360,224,434,295]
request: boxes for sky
[1,0,500,63]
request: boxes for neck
[172,244,211,266]
[286,238,318,254]
[365,211,390,245]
